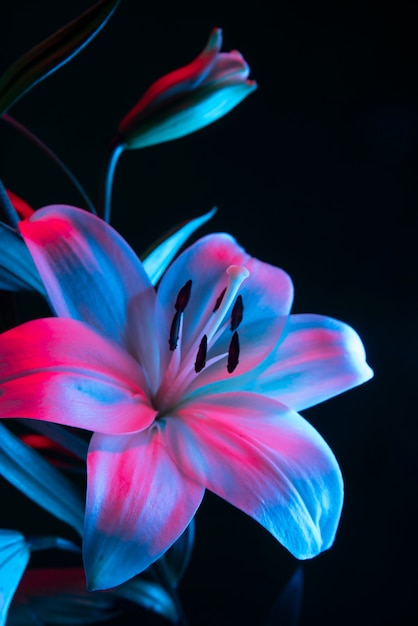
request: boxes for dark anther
[213,287,227,312]
[227,331,240,373]
[230,295,243,331]
[194,335,208,373]
[169,310,181,351]
[175,279,192,312]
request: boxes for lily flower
[118,28,257,149]
[0,206,373,591]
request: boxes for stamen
[194,335,208,372]
[227,331,240,373]
[213,287,227,312]
[169,280,192,351]
[230,295,243,331]
[175,279,192,312]
[169,310,182,351]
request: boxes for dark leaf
[260,567,304,626]
[163,519,195,587]
[0,222,45,294]
[0,0,120,114]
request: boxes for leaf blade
[141,207,217,285]
[0,422,85,536]
[0,0,121,114]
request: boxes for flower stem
[97,135,124,223]
[152,558,189,626]
[1,113,96,214]
[0,176,19,228]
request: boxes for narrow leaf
[112,577,178,623]
[19,419,88,461]
[9,567,120,625]
[0,222,45,293]
[142,207,217,285]
[0,422,85,536]
[163,519,195,586]
[26,536,81,554]
[0,0,120,114]
[0,530,30,626]
[260,566,304,626]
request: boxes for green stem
[97,134,124,223]
[0,176,19,227]
[1,113,96,214]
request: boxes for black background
[1,2,417,625]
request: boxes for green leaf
[141,207,217,285]
[0,422,85,536]
[0,0,121,115]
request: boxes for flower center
[154,264,249,413]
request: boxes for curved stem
[0,176,19,227]
[97,135,124,223]
[1,113,96,214]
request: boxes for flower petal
[156,233,293,385]
[18,205,160,386]
[118,28,222,139]
[226,314,374,411]
[189,313,373,412]
[0,318,156,435]
[164,392,343,559]
[0,530,30,626]
[122,79,257,149]
[205,50,251,83]
[84,427,204,590]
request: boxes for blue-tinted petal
[122,79,257,149]
[164,392,343,559]
[258,314,374,410]
[84,428,204,589]
[156,233,293,391]
[18,205,160,387]
[0,318,156,435]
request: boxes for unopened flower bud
[118,28,257,149]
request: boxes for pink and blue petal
[0,318,156,435]
[156,233,293,382]
[163,392,343,559]
[84,428,204,589]
[19,206,160,388]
